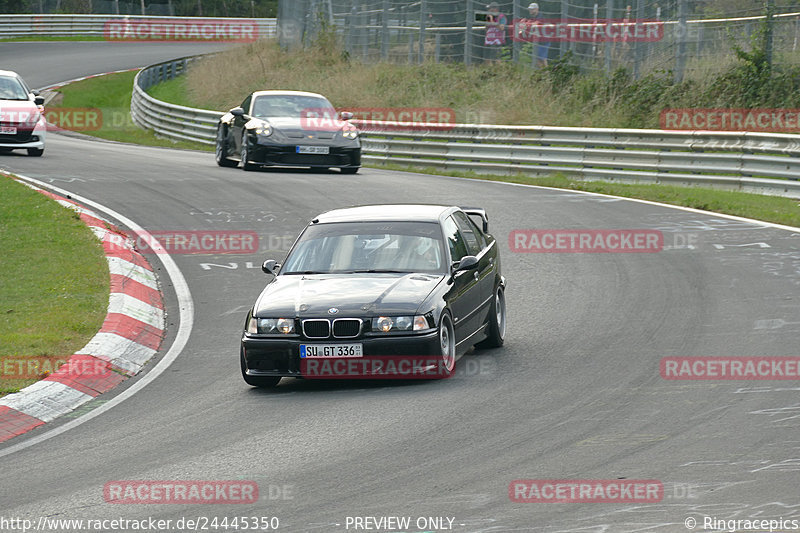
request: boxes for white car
[0,70,46,156]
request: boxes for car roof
[314,204,456,224]
[251,90,328,99]
[0,70,21,78]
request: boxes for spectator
[517,2,549,68]
[484,2,507,63]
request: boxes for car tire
[215,124,237,167]
[240,348,281,388]
[438,311,456,377]
[341,167,359,174]
[241,133,257,171]
[477,284,506,349]
[27,147,44,157]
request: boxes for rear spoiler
[461,207,488,232]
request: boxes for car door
[453,211,495,326]
[442,215,482,349]
[230,94,252,154]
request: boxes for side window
[442,216,468,262]
[453,211,484,255]
[240,96,252,114]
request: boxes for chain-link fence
[277,0,800,80]
[8,0,277,17]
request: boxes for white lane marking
[0,381,93,422]
[76,332,158,374]
[0,173,194,458]
[107,292,163,329]
[107,256,158,288]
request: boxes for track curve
[0,43,798,532]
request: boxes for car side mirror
[34,96,45,106]
[339,111,354,121]
[262,259,280,274]
[454,255,479,272]
[231,107,245,117]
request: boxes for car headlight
[341,124,358,139]
[254,123,272,136]
[247,317,295,334]
[372,315,429,333]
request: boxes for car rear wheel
[438,312,456,376]
[27,147,44,157]
[240,133,257,171]
[478,285,506,349]
[240,348,281,387]
[215,124,237,167]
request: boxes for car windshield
[0,76,29,101]
[251,94,336,119]
[282,221,446,274]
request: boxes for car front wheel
[240,133,257,171]
[27,147,44,157]
[438,312,456,376]
[215,124,237,167]
[478,285,506,348]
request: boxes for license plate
[0,126,16,134]
[300,344,363,358]
[296,145,329,154]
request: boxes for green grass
[375,165,800,228]
[46,70,211,151]
[0,174,109,397]
[0,35,106,42]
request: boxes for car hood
[253,273,444,317]
[266,116,345,134]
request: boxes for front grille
[0,125,34,143]
[302,319,330,339]
[333,319,361,338]
[277,153,345,166]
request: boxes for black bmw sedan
[215,90,361,173]
[240,204,506,387]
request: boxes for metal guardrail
[0,14,276,38]
[130,58,800,198]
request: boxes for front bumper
[0,131,44,150]
[241,330,440,378]
[247,142,361,169]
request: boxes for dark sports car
[215,90,361,173]
[240,204,506,387]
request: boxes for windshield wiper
[283,270,328,275]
